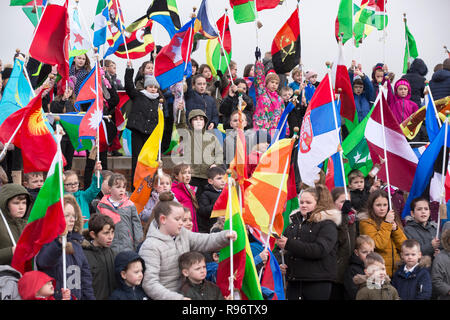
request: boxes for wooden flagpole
[113,0,130,60]
[378,88,393,208]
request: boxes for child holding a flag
[70,54,91,97]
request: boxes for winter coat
[0,265,22,300]
[36,232,96,300]
[69,174,103,230]
[172,181,199,232]
[336,202,357,284]
[343,253,366,300]
[17,271,56,300]
[253,60,284,133]
[0,184,31,265]
[185,86,219,128]
[124,68,161,136]
[354,274,400,300]
[109,251,149,300]
[359,215,407,277]
[429,69,450,100]
[197,184,221,233]
[287,99,306,137]
[141,190,179,224]
[69,65,90,96]
[431,239,450,300]
[349,71,376,122]
[404,217,438,257]
[387,78,419,124]
[391,256,432,300]
[350,187,370,213]
[283,209,341,282]
[96,195,143,254]
[175,108,224,180]
[139,220,230,300]
[81,239,116,300]
[219,93,254,130]
[401,58,428,107]
[179,278,224,300]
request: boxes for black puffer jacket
[124,68,160,135]
[401,58,428,107]
[219,93,254,130]
[283,209,341,282]
[429,69,450,100]
[197,184,221,233]
[343,252,365,300]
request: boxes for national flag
[271,6,301,74]
[206,14,232,77]
[28,0,69,89]
[281,152,300,233]
[111,16,155,59]
[216,182,263,300]
[297,74,341,187]
[11,148,66,274]
[402,120,450,218]
[130,106,164,213]
[353,2,375,47]
[69,5,91,60]
[256,0,280,11]
[335,0,353,44]
[425,89,441,142]
[104,0,127,58]
[403,15,418,73]
[21,6,44,27]
[0,92,61,173]
[271,101,295,145]
[146,0,181,38]
[93,0,109,48]
[356,0,388,31]
[0,59,33,125]
[154,18,195,90]
[244,138,295,237]
[10,0,46,5]
[194,0,219,39]
[324,152,346,191]
[332,41,357,132]
[229,0,256,24]
[365,90,418,191]
[163,124,181,155]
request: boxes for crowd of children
[0,49,450,301]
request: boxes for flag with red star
[69,4,90,59]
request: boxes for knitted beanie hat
[144,75,160,89]
[305,70,318,81]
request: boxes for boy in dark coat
[401,58,428,107]
[429,58,450,100]
[109,250,149,300]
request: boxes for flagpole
[77,0,96,53]
[113,0,130,61]
[378,88,392,208]
[382,0,387,64]
[437,114,449,239]
[226,170,234,300]
[217,8,227,73]
[214,15,234,87]
[0,209,16,247]
[0,117,25,163]
[326,62,349,200]
[94,50,101,188]
[33,0,42,27]
[403,13,410,71]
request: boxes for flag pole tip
[294,89,300,96]
[159,98,164,104]
[294,127,300,133]
[257,21,263,29]
[325,61,332,68]
[337,88,342,93]
[226,169,232,176]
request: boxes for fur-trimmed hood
[309,209,342,226]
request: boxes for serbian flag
[154,18,195,90]
[0,92,65,173]
[76,66,104,148]
[271,6,301,74]
[28,0,69,91]
[297,74,342,187]
[365,90,419,191]
[11,148,66,274]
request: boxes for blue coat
[391,263,432,300]
[429,69,450,100]
[36,232,96,300]
[349,72,375,122]
[185,88,219,128]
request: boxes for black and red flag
[271,6,301,74]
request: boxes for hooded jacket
[388,78,419,124]
[197,183,221,233]
[0,184,31,265]
[391,256,432,300]
[283,209,341,282]
[0,265,22,300]
[139,220,230,300]
[401,58,428,107]
[354,273,400,300]
[429,68,450,100]
[109,250,149,300]
[18,271,55,300]
[171,180,199,232]
[403,217,438,257]
[175,109,224,180]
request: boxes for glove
[216,70,223,78]
[214,80,221,88]
[255,47,261,61]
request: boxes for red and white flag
[365,90,418,191]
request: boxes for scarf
[140,90,159,100]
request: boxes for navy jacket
[349,71,375,122]
[429,69,450,100]
[391,263,432,300]
[185,88,219,128]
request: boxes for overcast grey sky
[1,0,449,83]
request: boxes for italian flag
[216,180,263,300]
[11,150,66,275]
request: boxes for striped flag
[93,0,109,48]
[104,0,127,58]
[205,13,232,77]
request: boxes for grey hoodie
[0,265,22,300]
[403,217,437,257]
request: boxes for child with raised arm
[138,192,236,300]
[96,173,143,254]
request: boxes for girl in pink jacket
[387,78,419,125]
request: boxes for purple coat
[172,181,198,232]
[388,78,419,125]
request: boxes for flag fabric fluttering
[11,147,66,274]
[364,90,418,191]
[112,16,155,59]
[353,0,387,46]
[335,0,353,44]
[206,13,232,78]
[194,0,219,39]
[403,15,418,73]
[229,0,256,24]
[297,74,341,187]
[425,90,441,143]
[104,0,127,58]
[154,18,195,90]
[146,0,181,38]
[69,5,91,59]
[130,106,164,214]
[11,0,46,27]
[93,0,109,49]
[216,181,263,300]
[271,6,301,75]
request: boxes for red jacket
[18,271,56,300]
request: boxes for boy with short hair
[22,172,44,202]
[348,169,379,212]
[431,229,450,300]
[349,63,375,122]
[343,235,375,300]
[178,251,225,300]
[391,239,432,300]
[82,214,116,300]
[197,166,226,233]
[109,250,149,300]
[354,252,400,300]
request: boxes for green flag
[403,17,418,73]
[335,0,353,44]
